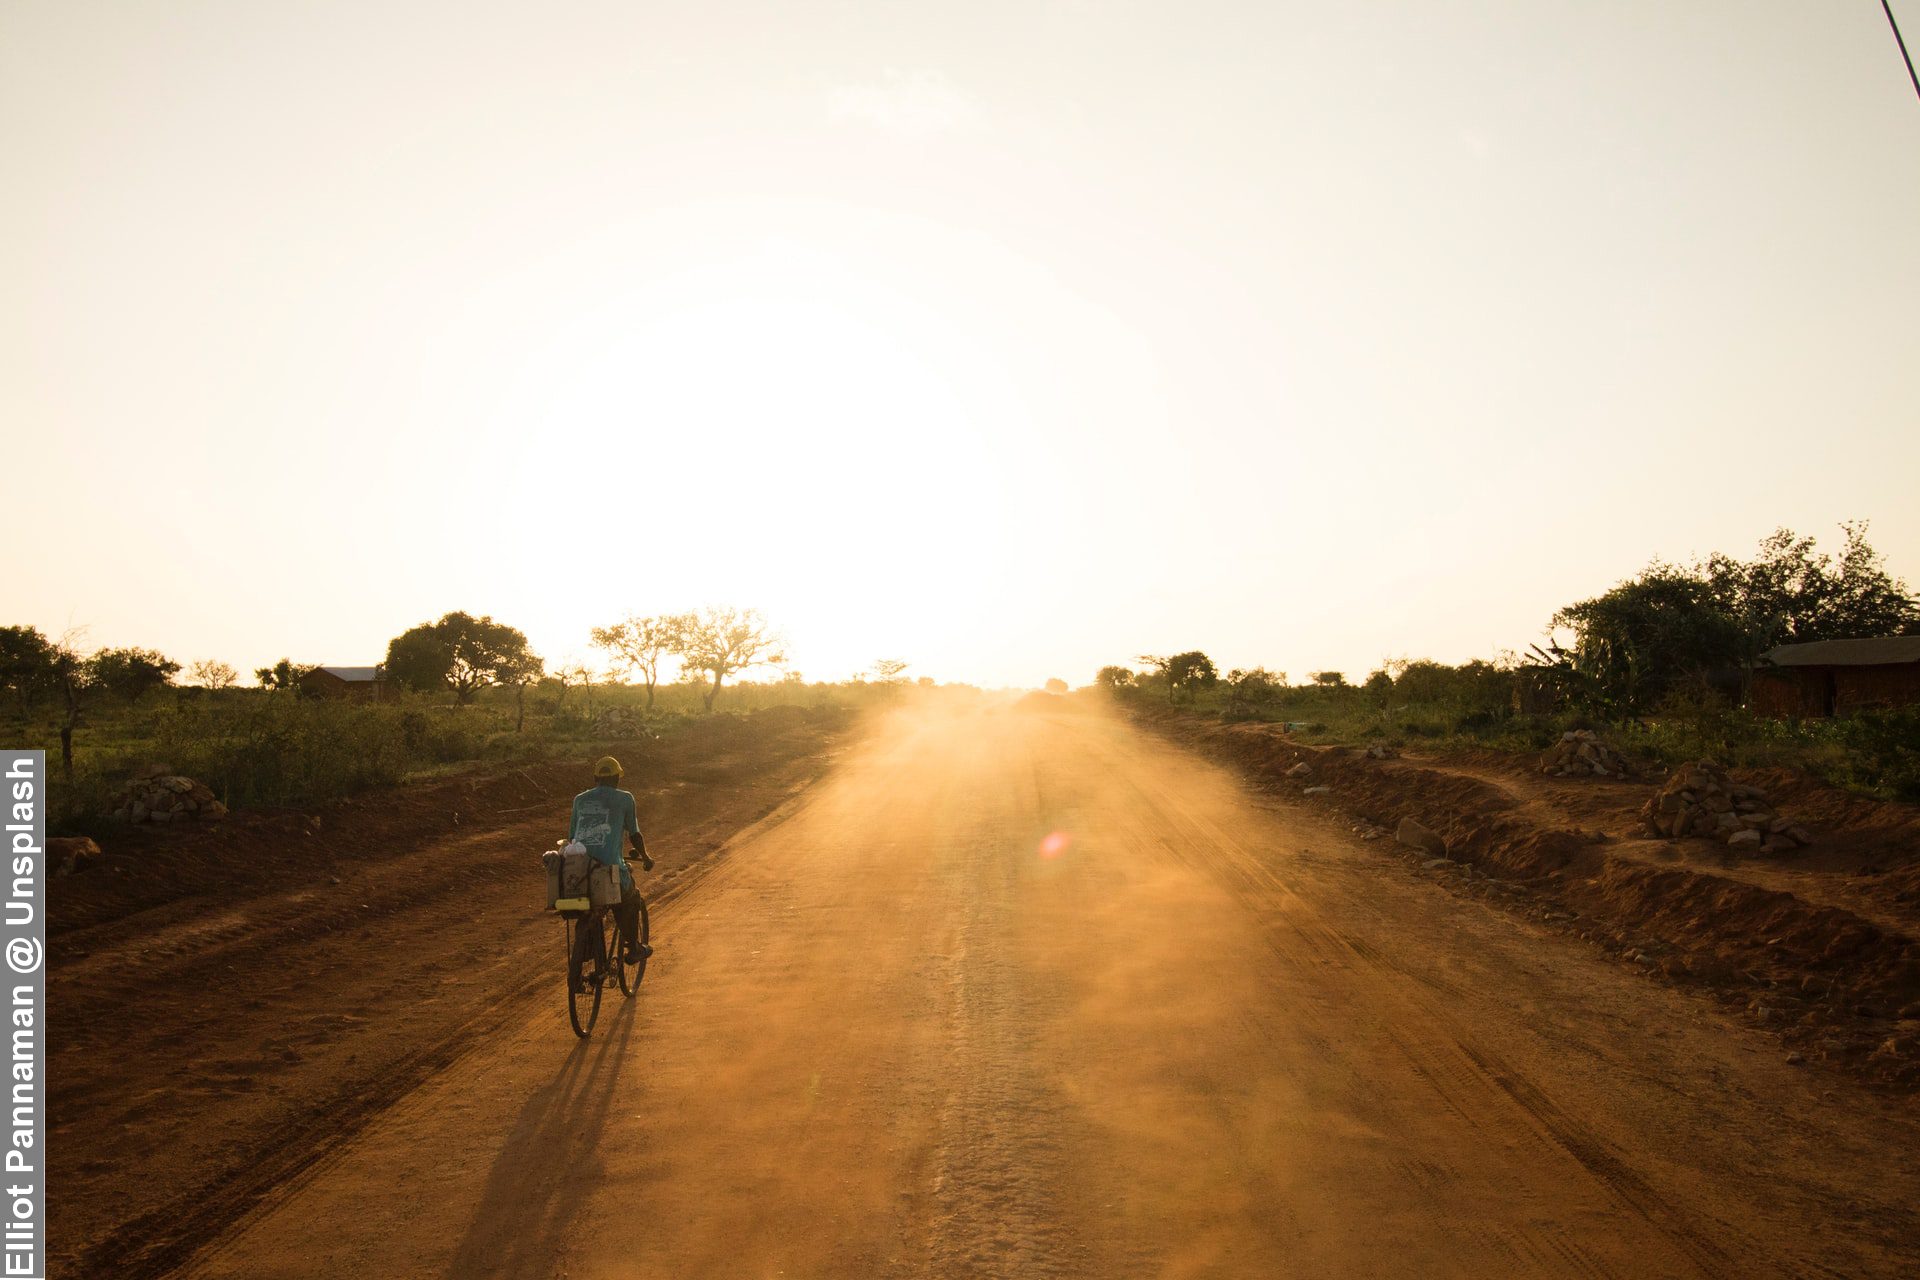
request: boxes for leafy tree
[674,606,784,712]
[255,658,315,692]
[43,638,178,779]
[872,659,911,685]
[1547,566,1744,715]
[1546,525,1917,716]
[1310,671,1348,688]
[1043,677,1068,694]
[380,628,450,695]
[1224,667,1282,714]
[591,614,687,711]
[88,647,181,701]
[1094,665,1136,690]
[1165,651,1217,704]
[1137,652,1217,703]
[0,626,55,716]
[384,612,538,704]
[1379,658,1514,721]
[1703,523,1919,660]
[189,659,239,691]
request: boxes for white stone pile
[596,707,644,733]
[112,766,227,824]
[1540,730,1632,779]
[1638,760,1810,852]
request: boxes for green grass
[1128,682,1920,803]
[6,675,910,833]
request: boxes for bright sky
[5,1,1918,687]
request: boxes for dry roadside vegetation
[47,705,857,1279]
[1099,525,1920,1090]
[18,527,1920,1275]
[0,606,930,836]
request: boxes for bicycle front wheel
[568,913,605,1038]
[616,895,651,997]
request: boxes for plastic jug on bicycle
[566,755,653,989]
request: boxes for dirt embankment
[49,705,852,1280]
[1136,709,1920,1089]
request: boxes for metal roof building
[299,664,396,702]
[1751,636,1920,717]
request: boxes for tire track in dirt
[137,704,1920,1279]
[1091,721,1758,1279]
[57,731,839,1280]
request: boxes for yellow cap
[593,756,622,780]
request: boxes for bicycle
[562,855,652,1039]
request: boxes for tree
[1044,677,1069,694]
[591,614,687,711]
[556,660,602,714]
[1546,525,1918,716]
[872,659,911,685]
[1703,523,1919,660]
[381,627,449,695]
[88,647,181,702]
[1224,667,1282,714]
[1310,671,1348,688]
[255,658,314,692]
[1135,654,1175,702]
[384,612,538,703]
[1165,651,1217,704]
[1138,652,1217,704]
[674,606,785,712]
[47,635,92,782]
[189,659,239,691]
[1094,665,1136,691]
[44,637,179,780]
[1547,566,1743,715]
[499,649,544,732]
[0,626,56,716]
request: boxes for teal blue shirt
[570,784,639,888]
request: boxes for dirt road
[180,702,1919,1278]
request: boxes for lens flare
[1038,830,1072,860]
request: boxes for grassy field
[1120,674,1920,803]
[9,675,931,832]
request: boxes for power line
[1886,0,1920,105]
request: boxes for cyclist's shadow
[446,993,645,1278]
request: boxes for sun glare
[480,237,1029,677]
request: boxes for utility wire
[1886,0,1920,105]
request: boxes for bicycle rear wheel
[567,913,605,1038]
[615,895,651,997]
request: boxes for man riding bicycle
[567,755,653,989]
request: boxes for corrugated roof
[1761,636,1920,668]
[314,665,384,682]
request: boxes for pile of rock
[1540,730,1632,779]
[112,767,227,824]
[595,707,644,733]
[1639,760,1810,852]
